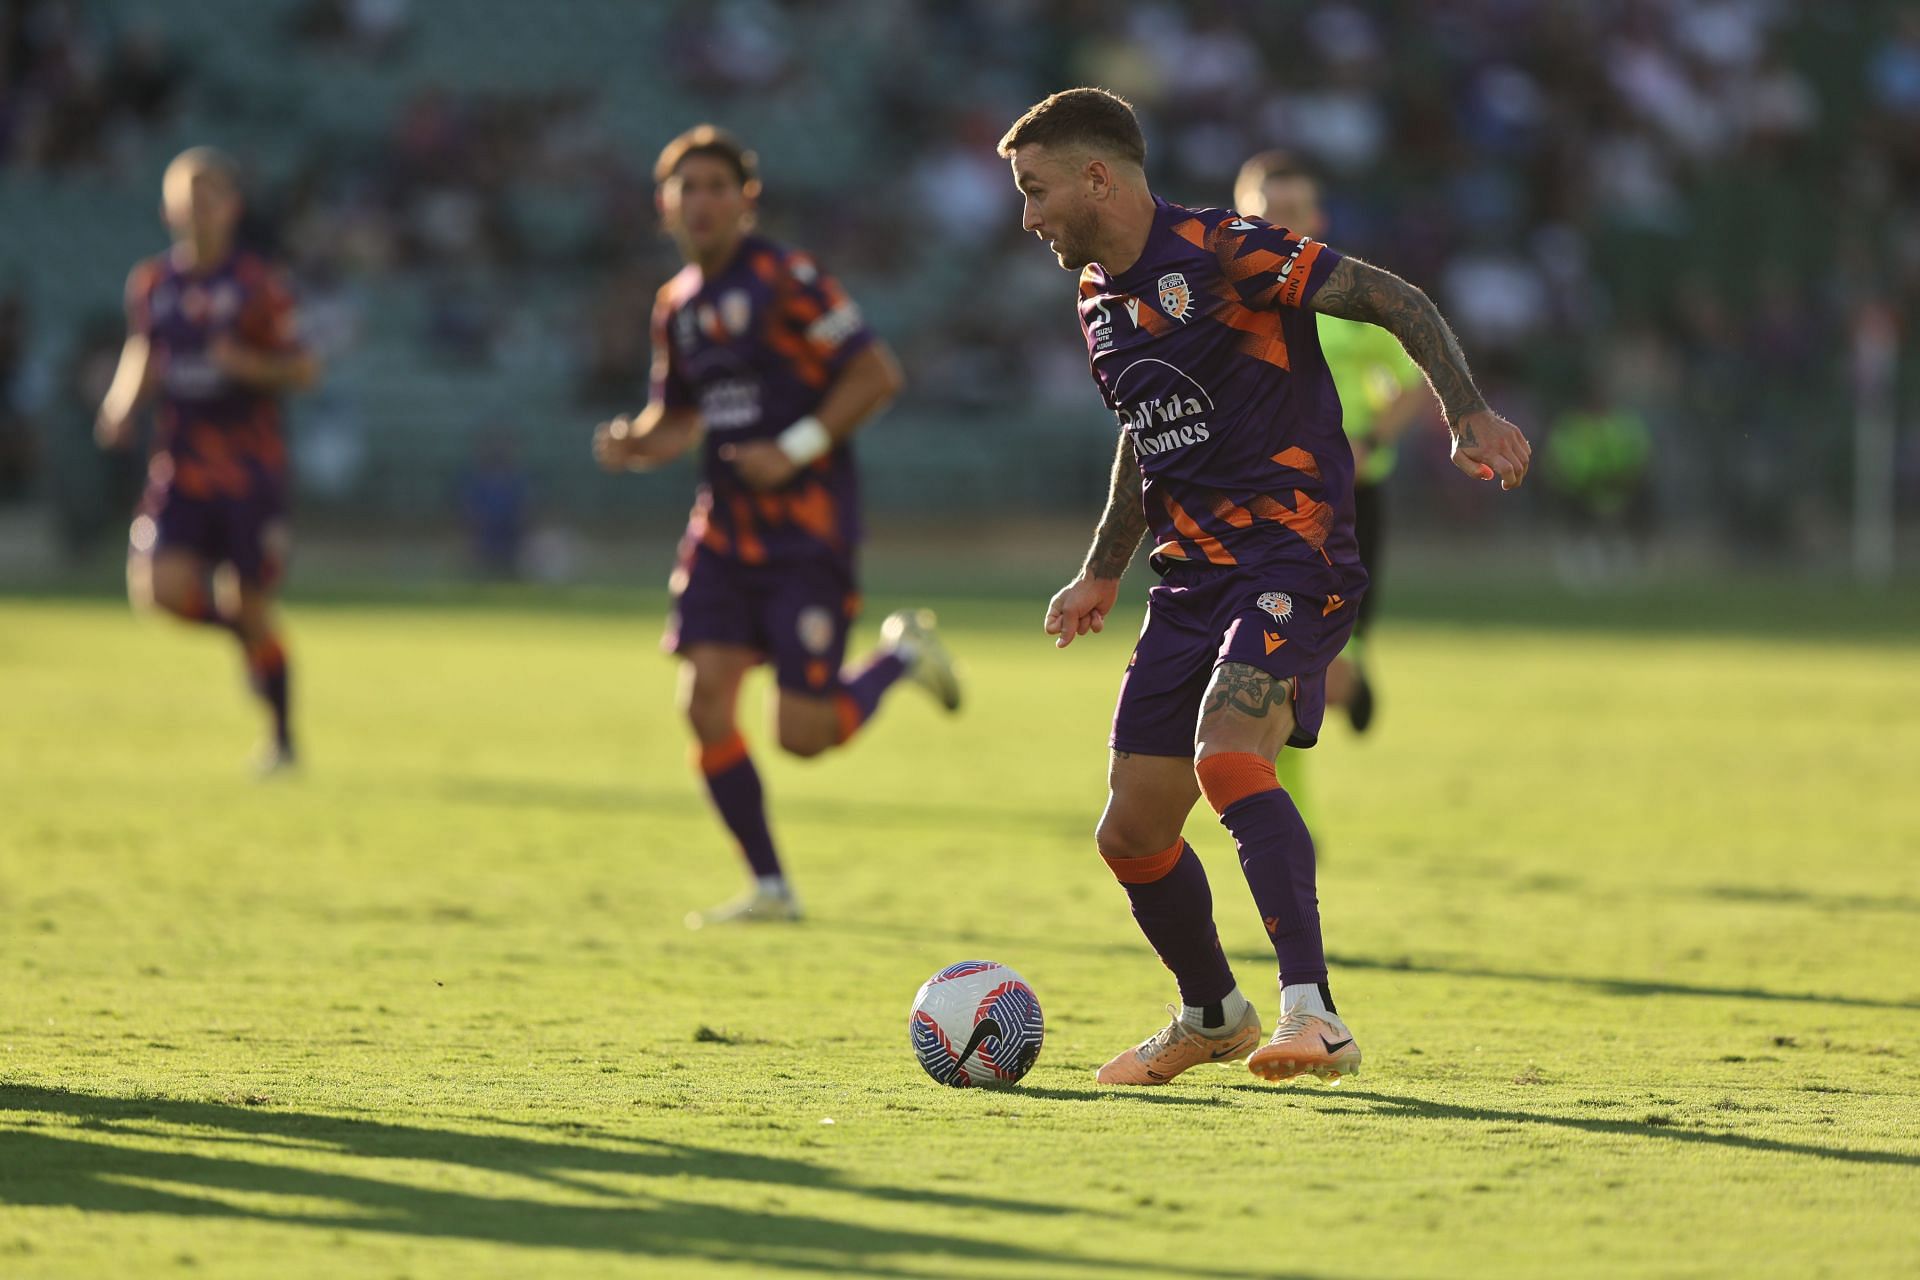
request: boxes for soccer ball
[909,961,1044,1087]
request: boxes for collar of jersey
[1092,196,1176,293]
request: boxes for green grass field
[3,581,1918,1278]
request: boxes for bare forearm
[98,336,153,428]
[814,343,905,442]
[1082,435,1146,579]
[622,404,702,467]
[1313,258,1487,426]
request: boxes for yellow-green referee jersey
[1317,314,1425,487]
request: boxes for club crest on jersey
[1257,591,1294,625]
[797,605,835,656]
[720,290,751,336]
[1157,273,1192,322]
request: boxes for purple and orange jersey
[652,233,874,567]
[1077,198,1367,600]
[127,249,302,500]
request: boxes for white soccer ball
[908,960,1044,1088]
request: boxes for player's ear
[1085,156,1110,199]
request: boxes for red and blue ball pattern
[909,961,1044,1088]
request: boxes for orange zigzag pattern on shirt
[1244,488,1336,552]
[1271,446,1321,479]
[1168,215,1295,369]
[1160,491,1237,565]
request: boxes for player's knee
[776,722,832,759]
[1094,811,1168,861]
[682,684,734,739]
[146,572,193,615]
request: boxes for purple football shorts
[1110,560,1362,758]
[664,542,859,695]
[134,473,289,587]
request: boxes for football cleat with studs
[1095,1002,1262,1086]
[1247,1008,1362,1084]
[880,608,962,712]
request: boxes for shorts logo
[796,605,835,656]
[1323,593,1347,616]
[1256,591,1294,625]
[1157,273,1192,322]
[1263,631,1286,655]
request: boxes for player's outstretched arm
[719,342,906,490]
[95,333,154,450]
[1045,434,1142,649]
[1310,257,1531,489]
[593,404,702,473]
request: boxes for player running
[1233,150,1432,825]
[1000,90,1529,1085]
[594,125,960,928]
[95,147,320,773]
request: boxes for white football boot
[1247,986,1362,1084]
[879,608,962,712]
[685,881,804,930]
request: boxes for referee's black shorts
[1353,479,1385,639]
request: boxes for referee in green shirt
[1236,151,1429,734]
[1233,151,1430,827]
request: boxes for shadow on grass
[1012,1085,1236,1107]
[0,1085,1239,1278]
[1301,951,1920,1013]
[836,919,1920,1014]
[1278,1088,1920,1168]
[1690,883,1920,915]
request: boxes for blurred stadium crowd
[0,0,1913,573]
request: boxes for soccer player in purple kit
[594,126,961,928]
[95,147,320,773]
[1000,90,1531,1085]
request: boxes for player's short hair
[654,125,760,189]
[1236,149,1320,195]
[996,87,1146,168]
[168,145,240,189]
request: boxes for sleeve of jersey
[1224,221,1343,312]
[775,253,873,378]
[649,295,695,410]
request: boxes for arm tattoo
[1312,257,1489,427]
[1082,434,1147,579]
[1200,662,1292,720]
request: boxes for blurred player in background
[1234,150,1431,824]
[1002,89,1528,1086]
[595,126,960,928]
[96,147,320,773]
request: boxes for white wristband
[776,416,833,467]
